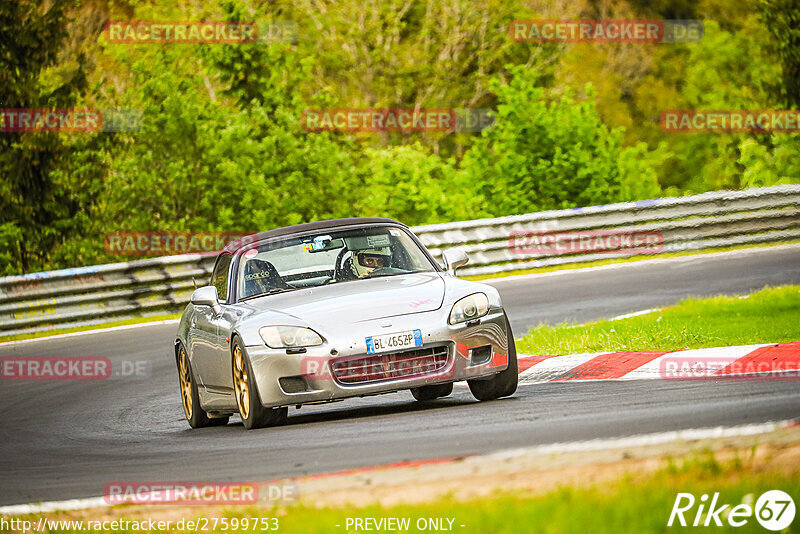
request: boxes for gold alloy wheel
[232,344,250,419]
[178,347,193,419]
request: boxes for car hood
[238,272,445,326]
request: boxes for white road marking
[608,308,660,321]
[0,496,108,515]
[478,420,792,460]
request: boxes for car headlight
[259,326,324,348]
[449,293,489,325]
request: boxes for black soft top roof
[222,217,406,254]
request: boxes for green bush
[461,66,664,216]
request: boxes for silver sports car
[175,217,517,429]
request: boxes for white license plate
[365,329,423,354]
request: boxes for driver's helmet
[352,247,391,277]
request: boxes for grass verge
[270,458,797,533]
[6,446,798,533]
[517,284,800,355]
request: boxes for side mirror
[190,286,222,315]
[441,248,469,275]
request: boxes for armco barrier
[1,185,799,337]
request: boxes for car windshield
[236,226,437,300]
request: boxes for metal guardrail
[2,184,799,337]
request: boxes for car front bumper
[245,308,510,408]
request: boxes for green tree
[739,134,800,187]
[354,144,483,225]
[664,20,782,192]
[758,0,800,107]
[0,0,91,274]
[84,18,364,252]
[292,0,557,158]
[461,66,663,216]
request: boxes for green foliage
[2,0,800,275]
[739,133,800,187]
[0,0,91,274]
[758,0,800,107]
[93,35,363,238]
[461,66,664,215]
[664,20,784,193]
[354,144,483,225]
[291,0,554,157]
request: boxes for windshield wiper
[362,269,425,279]
[267,287,293,295]
[241,286,299,301]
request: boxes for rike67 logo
[668,490,795,530]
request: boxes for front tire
[177,342,229,428]
[232,338,288,430]
[467,317,518,401]
[411,382,453,401]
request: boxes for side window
[210,253,233,302]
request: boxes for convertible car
[175,217,517,429]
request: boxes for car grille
[331,346,449,385]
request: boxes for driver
[352,247,392,278]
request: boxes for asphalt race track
[1,246,800,506]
